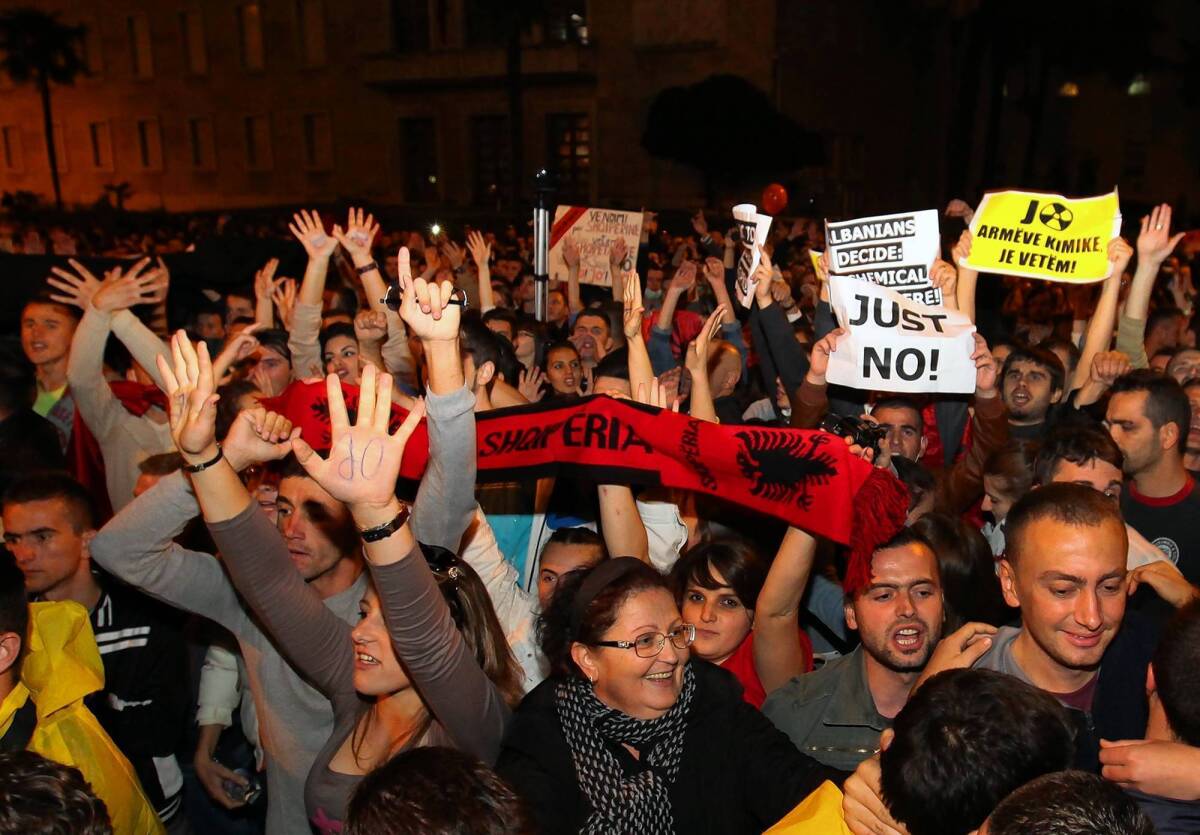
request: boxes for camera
[820,413,886,454]
[221,767,264,806]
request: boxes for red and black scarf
[264,381,908,593]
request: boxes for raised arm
[331,207,388,313]
[467,230,495,314]
[598,484,650,564]
[563,236,584,315]
[753,527,817,695]
[288,209,339,375]
[252,258,281,329]
[952,228,979,323]
[683,306,724,423]
[622,270,655,397]
[158,333,355,699]
[1069,237,1131,392]
[1120,204,1185,368]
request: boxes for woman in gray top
[158,330,521,833]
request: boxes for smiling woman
[498,558,834,835]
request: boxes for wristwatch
[358,504,411,543]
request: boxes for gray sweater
[205,385,509,830]
[88,469,366,835]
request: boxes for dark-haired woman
[669,531,816,707]
[911,512,1013,631]
[498,558,834,834]
[161,330,522,833]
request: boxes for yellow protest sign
[963,189,1121,283]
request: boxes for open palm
[291,364,425,510]
[156,331,220,461]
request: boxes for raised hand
[47,259,102,309]
[609,237,628,271]
[398,247,460,342]
[951,229,973,265]
[1090,350,1133,389]
[223,407,297,472]
[563,235,581,269]
[691,210,708,237]
[622,270,645,341]
[752,247,775,307]
[633,377,677,411]
[944,198,975,223]
[684,305,724,377]
[253,258,281,301]
[670,260,697,295]
[929,257,958,299]
[702,256,724,288]
[157,331,220,464]
[806,327,846,385]
[518,367,546,402]
[272,278,297,330]
[1107,235,1134,276]
[332,207,380,262]
[1137,203,1186,267]
[92,258,168,312]
[354,309,388,345]
[441,240,465,271]
[289,209,337,259]
[971,333,997,397]
[466,230,491,270]
[290,364,425,512]
[212,324,262,383]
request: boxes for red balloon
[761,183,788,215]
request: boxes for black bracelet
[356,261,380,276]
[359,504,411,543]
[182,445,224,473]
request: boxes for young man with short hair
[2,474,190,829]
[981,770,1155,835]
[20,294,80,451]
[763,530,945,771]
[1000,345,1065,441]
[1107,370,1200,584]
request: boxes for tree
[0,9,86,210]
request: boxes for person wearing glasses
[497,556,835,835]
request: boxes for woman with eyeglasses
[498,557,835,834]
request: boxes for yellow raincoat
[0,601,164,835]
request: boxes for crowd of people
[1,195,1199,835]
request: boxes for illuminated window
[88,121,113,170]
[239,3,265,71]
[546,112,590,203]
[180,11,208,75]
[188,117,216,171]
[136,119,163,171]
[244,114,273,170]
[302,113,332,170]
[297,0,326,67]
[127,14,154,79]
[1057,81,1079,98]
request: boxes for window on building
[136,119,163,171]
[470,115,510,205]
[302,113,332,170]
[88,121,113,170]
[127,13,154,79]
[297,0,327,66]
[400,118,438,202]
[546,112,590,202]
[239,3,265,71]
[390,0,430,51]
[1,127,23,171]
[81,20,104,75]
[188,117,216,170]
[244,115,273,170]
[52,122,68,174]
[180,11,208,75]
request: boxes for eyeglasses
[592,624,696,658]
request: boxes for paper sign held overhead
[733,203,773,307]
[826,209,943,307]
[963,189,1121,283]
[549,206,643,287]
[827,276,977,395]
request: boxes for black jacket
[497,661,835,835]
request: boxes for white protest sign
[549,206,643,287]
[733,203,773,307]
[826,209,943,306]
[827,275,977,394]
